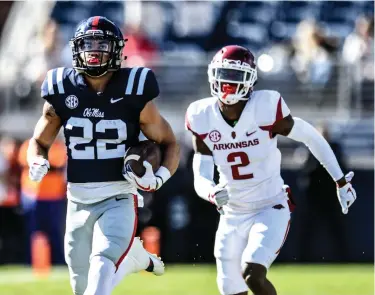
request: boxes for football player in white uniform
[185,45,357,295]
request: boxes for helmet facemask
[70,30,125,77]
[208,59,257,105]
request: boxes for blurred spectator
[0,143,7,204]
[205,1,241,51]
[0,135,21,208]
[18,138,67,265]
[12,19,69,111]
[24,19,67,85]
[297,123,348,262]
[342,16,374,110]
[0,135,23,264]
[122,24,159,67]
[290,20,338,86]
[343,16,374,67]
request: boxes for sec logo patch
[209,130,221,142]
[65,95,79,109]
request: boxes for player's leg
[84,194,137,295]
[214,214,249,295]
[241,199,291,295]
[242,263,276,295]
[216,257,248,295]
[112,237,165,287]
[65,200,94,295]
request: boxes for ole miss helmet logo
[209,130,221,142]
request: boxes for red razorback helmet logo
[208,45,257,105]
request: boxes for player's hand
[208,185,229,214]
[28,157,50,182]
[336,171,357,214]
[123,161,162,192]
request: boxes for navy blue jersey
[41,67,159,183]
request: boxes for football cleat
[145,252,165,276]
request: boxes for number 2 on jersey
[66,117,127,160]
[227,151,254,180]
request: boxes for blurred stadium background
[0,1,373,294]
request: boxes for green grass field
[0,264,373,295]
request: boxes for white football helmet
[208,45,258,105]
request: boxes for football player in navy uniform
[27,16,180,295]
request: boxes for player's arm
[191,134,214,201]
[28,102,62,161]
[272,115,356,213]
[272,115,347,186]
[27,102,62,181]
[191,134,228,211]
[139,100,180,183]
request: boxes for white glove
[28,157,50,182]
[208,185,229,215]
[337,171,357,214]
[123,161,162,192]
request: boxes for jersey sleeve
[41,70,53,103]
[255,90,290,128]
[40,68,67,117]
[185,101,209,139]
[130,67,160,111]
[185,103,198,134]
[142,69,160,101]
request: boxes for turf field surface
[0,264,373,295]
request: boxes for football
[124,141,162,177]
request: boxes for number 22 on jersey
[66,117,127,159]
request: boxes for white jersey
[186,90,290,212]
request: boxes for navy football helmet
[70,16,127,77]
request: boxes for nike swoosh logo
[115,196,128,201]
[110,97,124,103]
[246,130,257,137]
[135,178,155,192]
